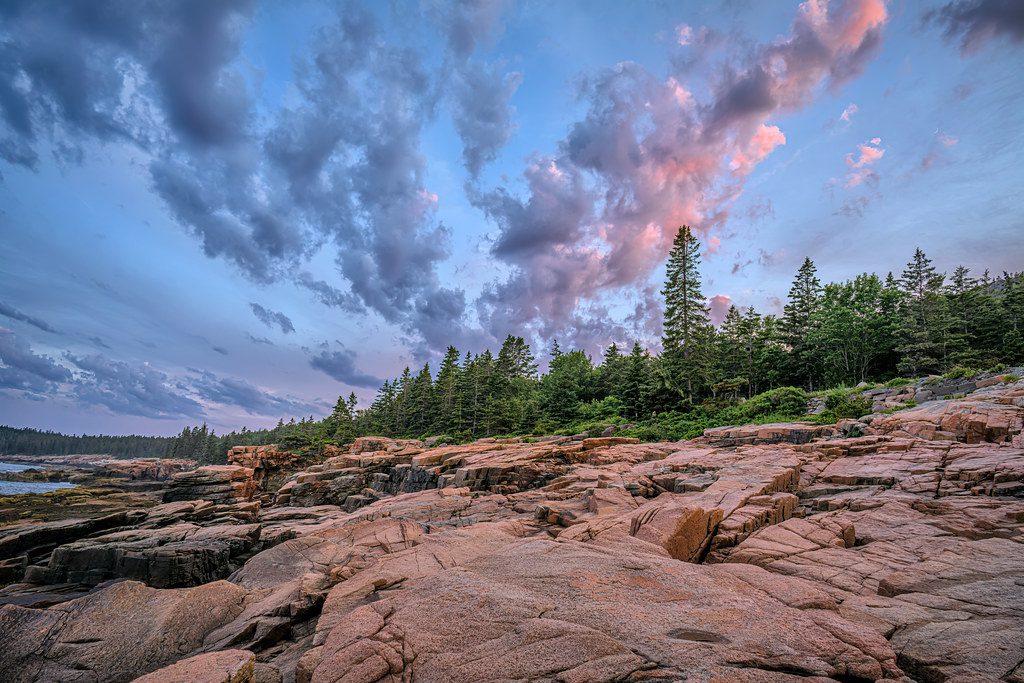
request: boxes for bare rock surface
[1,380,1022,682]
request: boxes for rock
[98,459,197,480]
[0,580,247,682]
[580,436,639,448]
[163,465,257,503]
[133,649,255,683]
[4,378,1023,683]
[703,421,838,445]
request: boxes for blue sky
[1,0,1022,436]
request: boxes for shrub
[823,389,872,419]
[884,377,913,388]
[742,387,808,418]
[988,363,1007,373]
[1004,374,1021,383]
[943,366,977,380]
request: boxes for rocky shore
[0,378,1021,682]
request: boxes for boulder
[163,465,257,503]
[133,649,255,683]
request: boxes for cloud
[0,328,71,393]
[0,302,57,333]
[835,195,871,217]
[309,346,384,388]
[676,23,694,46]
[471,0,888,343]
[211,346,229,355]
[709,295,733,326]
[0,2,504,357]
[246,334,274,346]
[839,103,859,123]
[926,0,1024,54]
[249,303,295,334]
[844,137,885,187]
[0,0,890,359]
[296,273,364,313]
[189,370,319,416]
[452,62,522,176]
[65,353,204,419]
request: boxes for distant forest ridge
[0,423,281,460]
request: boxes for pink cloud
[731,124,787,176]
[843,137,884,187]
[474,0,892,344]
[704,235,722,257]
[839,103,858,123]
[939,132,959,147]
[709,294,733,326]
[675,23,693,46]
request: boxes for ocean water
[0,462,76,495]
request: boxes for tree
[433,346,462,434]
[540,349,596,426]
[896,248,944,375]
[621,342,652,419]
[328,395,355,445]
[661,225,712,401]
[782,257,821,389]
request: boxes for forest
[3,228,1022,463]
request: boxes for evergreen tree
[782,257,822,389]
[896,248,944,375]
[661,225,712,401]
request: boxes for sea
[0,461,76,495]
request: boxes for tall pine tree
[661,225,712,401]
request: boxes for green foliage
[822,390,872,419]
[884,377,913,387]
[1004,374,1021,383]
[988,363,1007,373]
[943,366,978,380]
[742,387,808,418]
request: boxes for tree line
[327,229,1023,445]
[4,229,1022,460]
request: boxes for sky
[0,0,1022,436]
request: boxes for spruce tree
[661,225,712,401]
[896,248,943,375]
[782,257,821,389]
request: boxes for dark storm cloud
[0,302,57,333]
[0,328,71,392]
[65,352,205,419]
[0,1,515,357]
[309,347,383,388]
[0,0,254,164]
[249,303,294,334]
[926,0,1024,54]
[189,370,319,416]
